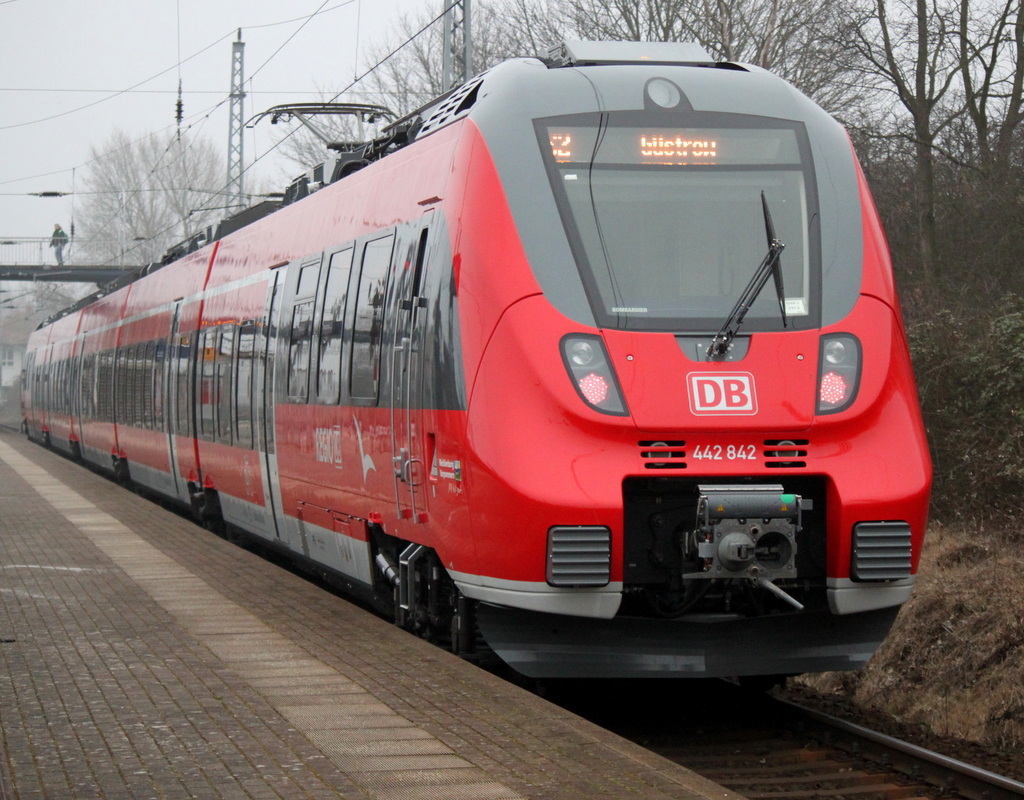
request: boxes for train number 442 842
[691,444,758,460]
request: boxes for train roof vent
[416,77,485,137]
[546,40,717,67]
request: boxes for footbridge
[0,237,141,283]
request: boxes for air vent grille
[639,440,687,470]
[547,526,611,587]
[417,78,485,136]
[852,521,913,581]
[763,439,809,468]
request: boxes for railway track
[545,680,1024,800]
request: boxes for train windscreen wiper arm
[707,192,787,358]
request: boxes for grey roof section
[464,57,864,329]
[548,40,717,66]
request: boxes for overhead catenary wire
[107,2,463,270]
[0,0,357,180]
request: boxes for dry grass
[796,524,1024,753]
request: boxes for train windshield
[536,112,820,332]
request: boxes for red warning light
[579,372,609,405]
[819,371,847,405]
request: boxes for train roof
[38,40,832,332]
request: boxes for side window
[134,344,145,427]
[153,339,165,431]
[98,349,115,422]
[286,261,321,403]
[116,346,130,425]
[200,329,217,441]
[175,333,193,437]
[141,341,155,430]
[217,326,234,443]
[350,234,394,399]
[263,281,283,455]
[80,353,94,419]
[317,247,353,403]
[235,322,255,450]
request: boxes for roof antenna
[175,79,184,140]
[175,0,183,140]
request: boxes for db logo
[688,373,758,415]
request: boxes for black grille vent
[852,522,913,581]
[417,78,485,136]
[546,526,611,587]
[639,440,686,470]
[763,439,808,468]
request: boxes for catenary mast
[226,30,246,214]
[441,0,472,92]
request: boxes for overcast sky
[0,0,434,245]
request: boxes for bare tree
[839,0,961,279]
[957,0,1024,179]
[75,130,224,266]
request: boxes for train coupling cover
[685,484,806,610]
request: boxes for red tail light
[817,334,860,414]
[579,373,609,405]
[561,334,628,415]
[819,372,847,404]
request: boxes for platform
[0,431,737,800]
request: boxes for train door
[390,215,433,522]
[257,269,286,540]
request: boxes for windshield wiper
[707,191,788,359]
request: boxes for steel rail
[776,697,1024,800]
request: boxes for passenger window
[297,263,320,296]
[200,329,217,440]
[153,340,166,431]
[116,347,130,425]
[317,247,353,403]
[287,301,314,400]
[217,327,235,443]
[350,234,394,399]
[98,350,115,422]
[176,333,193,437]
[142,341,156,430]
[235,322,255,449]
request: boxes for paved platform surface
[0,431,739,800]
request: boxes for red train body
[23,42,931,680]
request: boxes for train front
[448,43,931,679]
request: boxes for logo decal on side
[353,416,377,481]
[688,373,758,415]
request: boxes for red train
[23,41,931,680]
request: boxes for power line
[0,32,237,132]
[106,5,460,271]
[244,0,461,178]
[0,96,229,188]
[248,0,346,85]
[0,0,357,133]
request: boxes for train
[22,40,932,681]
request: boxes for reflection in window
[176,333,192,437]
[235,323,255,449]
[350,235,394,399]
[200,329,217,440]
[318,248,352,403]
[217,327,234,443]
[288,301,314,400]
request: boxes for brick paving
[0,431,738,800]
